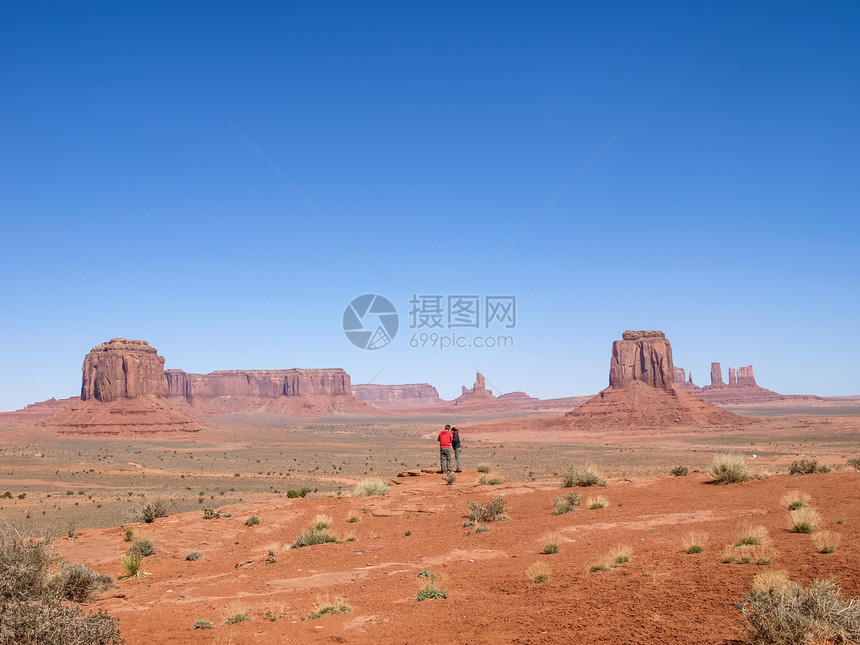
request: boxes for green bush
[552,491,582,515]
[670,466,689,477]
[193,619,213,629]
[476,463,492,474]
[53,563,112,602]
[417,584,449,601]
[789,459,829,475]
[245,516,261,527]
[847,457,860,471]
[467,496,508,524]
[128,538,154,557]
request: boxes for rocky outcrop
[42,339,204,435]
[81,339,167,402]
[698,363,780,403]
[564,330,741,429]
[608,330,674,391]
[674,367,686,384]
[737,366,756,387]
[728,368,737,386]
[165,368,367,416]
[710,363,724,388]
[352,383,444,408]
[454,372,498,407]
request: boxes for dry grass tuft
[780,490,811,511]
[750,570,794,594]
[789,507,822,533]
[735,523,771,547]
[352,478,389,497]
[708,454,750,484]
[223,600,251,625]
[552,491,581,515]
[307,595,351,619]
[540,532,561,555]
[562,463,607,487]
[681,531,709,554]
[526,561,550,583]
[811,530,841,554]
[590,544,632,571]
[586,495,609,510]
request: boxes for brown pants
[440,447,454,473]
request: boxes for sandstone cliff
[82,339,167,402]
[609,330,674,391]
[352,384,444,408]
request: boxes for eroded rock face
[166,369,353,403]
[608,330,674,391]
[352,383,444,408]
[737,366,756,387]
[710,363,724,388]
[674,367,687,384]
[81,339,167,402]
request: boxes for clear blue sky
[1,1,858,411]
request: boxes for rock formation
[43,339,204,435]
[608,330,674,391]
[352,383,444,408]
[698,363,781,404]
[454,372,498,407]
[165,368,367,416]
[710,363,724,388]
[728,368,737,386]
[674,367,686,384]
[563,330,741,429]
[737,366,756,387]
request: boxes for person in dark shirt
[451,427,462,473]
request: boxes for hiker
[438,424,454,474]
[451,426,462,472]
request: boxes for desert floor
[1,405,859,644]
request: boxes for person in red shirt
[438,424,454,474]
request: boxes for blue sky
[1,1,858,411]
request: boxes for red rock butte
[42,339,205,436]
[563,330,741,430]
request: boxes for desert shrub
[751,570,793,594]
[587,495,609,510]
[135,498,168,523]
[352,478,389,497]
[128,538,154,557]
[225,612,251,625]
[185,551,203,561]
[417,583,448,601]
[291,516,337,548]
[736,578,860,645]
[682,531,709,554]
[347,509,360,523]
[53,563,112,602]
[287,487,311,498]
[526,561,550,583]
[193,619,213,629]
[417,570,433,578]
[670,466,689,477]
[780,490,811,511]
[541,532,561,554]
[789,507,822,533]
[123,529,134,542]
[476,463,492,474]
[443,472,457,485]
[590,544,632,572]
[0,598,124,644]
[552,491,582,515]
[118,552,147,580]
[562,464,606,487]
[478,473,505,485]
[202,507,220,520]
[0,532,52,602]
[735,524,770,547]
[812,530,841,554]
[307,596,351,619]
[847,457,860,471]
[474,525,490,533]
[245,516,261,527]
[708,454,750,484]
[467,496,508,524]
[789,459,830,475]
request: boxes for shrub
[478,473,505,485]
[193,619,213,629]
[417,583,448,601]
[128,538,154,557]
[307,595,351,619]
[417,570,433,578]
[54,563,112,602]
[552,491,582,515]
[541,532,561,555]
[467,496,508,524]
[185,551,203,561]
[682,531,708,554]
[670,466,689,477]
[812,530,841,554]
[118,552,147,579]
[353,478,389,497]
[526,561,550,583]
[135,498,168,523]
[587,495,608,510]
[780,490,811,511]
[847,457,860,471]
[443,472,457,486]
[347,509,360,523]
[225,612,251,625]
[291,516,337,548]
[789,459,830,475]
[202,507,220,520]
[736,578,860,644]
[123,529,134,542]
[708,454,750,484]
[0,532,52,602]
[245,516,261,527]
[476,463,492,474]
[751,570,793,594]
[590,544,632,571]
[0,598,124,644]
[474,525,490,534]
[789,507,822,533]
[287,488,311,498]
[735,524,770,547]
[562,464,606,487]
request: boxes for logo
[343,294,399,350]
